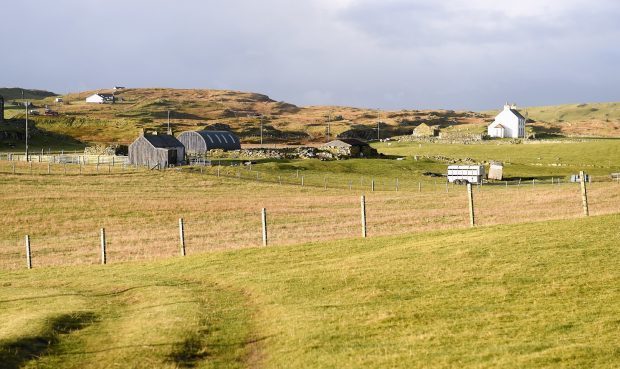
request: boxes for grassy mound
[1,214,619,368]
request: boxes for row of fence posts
[19,172,592,269]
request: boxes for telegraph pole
[260,115,264,146]
[377,121,380,141]
[167,110,171,134]
[25,101,29,161]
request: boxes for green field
[1,214,619,368]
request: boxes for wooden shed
[128,132,185,168]
[177,130,241,154]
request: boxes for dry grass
[1,162,619,270]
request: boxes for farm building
[128,132,185,168]
[488,104,526,138]
[413,123,439,137]
[322,139,377,158]
[86,93,115,104]
[0,95,4,123]
[177,130,241,155]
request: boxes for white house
[487,104,526,138]
[86,93,115,104]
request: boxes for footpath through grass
[1,214,619,368]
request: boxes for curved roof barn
[177,130,241,154]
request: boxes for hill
[1,214,619,368]
[0,87,57,100]
[2,87,619,148]
[2,87,489,146]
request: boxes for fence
[1,153,129,165]
[2,170,618,270]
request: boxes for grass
[1,214,619,368]
[1,162,619,269]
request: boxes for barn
[128,132,185,168]
[177,130,241,155]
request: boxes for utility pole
[260,115,264,146]
[25,101,29,161]
[377,121,380,141]
[167,110,171,134]
[327,111,332,142]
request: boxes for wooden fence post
[179,218,186,256]
[361,195,367,238]
[25,235,32,269]
[12,162,15,174]
[301,176,304,187]
[418,182,421,192]
[349,181,352,190]
[371,179,375,192]
[100,228,107,265]
[29,162,33,174]
[324,176,327,190]
[467,183,475,227]
[580,171,589,216]
[261,208,268,246]
[395,178,399,191]
[47,162,51,174]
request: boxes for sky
[1,0,619,110]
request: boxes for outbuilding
[128,132,185,168]
[177,130,241,155]
[413,123,439,137]
[322,138,377,158]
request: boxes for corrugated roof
[143,134,184,148]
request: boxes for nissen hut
[128,132,185,168]
[177,130,241,155]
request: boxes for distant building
[413,123,439,137]
[177,130,241,155]
[55,97,63,103]
[0,95,4,123]
[322,138,377,158]
[128,132,185,167]
[487,104,526,138]
[86,93,115,104]
[113,86,126,90]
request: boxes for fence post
[418,182,421,192]
[371,179,375,192]
[301,176,304,187]
[217,166,220,177]
[179,218,186,256]
[25,235,32,269]
[349,181,352,190]
[324,176,327,190]
[580,171,589,216]
[467,183,475,227]
[12,162,15,174]
[100,228,107,265]
[261,208,268,246]
[64,163,67,175]
[395,178,399,191]
[361,195,367,238]
[29,162,33,174]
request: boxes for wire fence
[1,171,618,270]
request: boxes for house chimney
[503,103,511,111]
[139,128,145,136]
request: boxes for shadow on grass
[0,312,97,369]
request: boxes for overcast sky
[1,0,619,110]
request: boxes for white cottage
[487,104,526,138]
[86,93,115,104]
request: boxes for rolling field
[1,214,619,368]
[0,160,619,269]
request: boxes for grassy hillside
[485,102,620,137]
[1,214,619,368]
[3,88,489,145]
[0,88,57,100]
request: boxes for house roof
[323,138,368,147]
[143,134,183,148]
[509,109,525,120]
